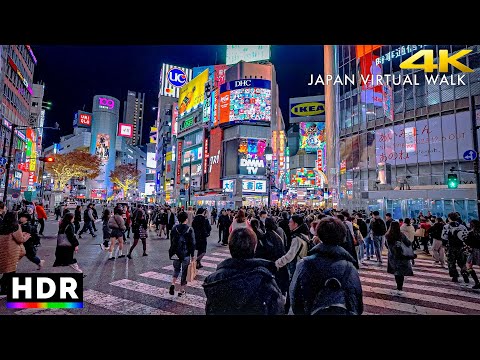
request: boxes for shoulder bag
[396,239,416,259]
[57,229,72,247]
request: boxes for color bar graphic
[6,302,83,309]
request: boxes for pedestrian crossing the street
[4,246,480,315]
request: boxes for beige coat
[0,227,26,273]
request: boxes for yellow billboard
[178,69,208,115]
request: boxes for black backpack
[310,261,355,315]
[371,218,387,236]
[171,227,191,260]
[446,227,464,248]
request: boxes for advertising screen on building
[289,95,325,123]
[176,141,183,185]
[219,79,272,126]
[146,152,156,169]
[299,122,326,153]
[183,146,203,164]
[291,168,316,187]
[208,127,223,189]
[74,111,92,128]
[165,151,174,179]
[95,134,110,162]
[117,123,133,138]
[242,179,266,193]
[145,183,155,196]
[159,64,193,98]
[223,179,234,193]
[375,112,473,166]
[172,103,179,137]
[238,138,267,176]
[226,45,271,65]
[91,189,107,200]
[178,69,209,116]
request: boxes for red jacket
[35,205,47,219]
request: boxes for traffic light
[447,173,458,189]
[38,156,54,162]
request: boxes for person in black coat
[53,213,82,273]
[290,217,363,315]
[385,221,414,291]
[166,208,176,239]
[191,207,211,268]
[217,209,230,245]
[168,211,196,297]
[202,227,284,315]
[278,211,291,251]
[74,205,82,234]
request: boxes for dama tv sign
[6,274,83,309]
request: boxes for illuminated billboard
[223,179,234,192]
[159,64,193,98]
[207,127,223,189]
[117,123,133,138]
[147,152,156,169]
[183,146,203,164]
[299,122,326,153]
[74,111,92,128]
[242,179,266,193]
[178,69,209,115]
[95,134,110,163]
[219,79,272,126]
[291,168,316,187]
[226,45,271,65]
[172,103,179,137]
[238,138,267,176]
[289,95,325,123]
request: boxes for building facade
[123,90,145,146]
[332,45,480,221]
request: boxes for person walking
[100,209,111,250]
[54,205,61,221]
[419,217,432,255]
[159,208,167,238]
[186,206,195,227]
[53,213,82,273]
[91,204,98,232]
[107,207,127,260]
[464,219,480,289]
[192,208,211,269]
[429,217,446,267]
[385,221,414,292]
[128,210,148,258]
[211,208,217,225]
[289,217,363,315]
[168,211,196,297]
[35,202,47,236]
[202,228,284,315]
[18,212,44,270]
[278,211,291,251]
[78,203,96,238]
[369,211,387,265]
[166,208,176,240]
[441,212,470,283]
[74,205,82,234]
[0,212,29,294]
[229,209,250,233]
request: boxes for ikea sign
[290,102,325,117]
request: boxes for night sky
[32,45,324,147]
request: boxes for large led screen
[299,122,326,153]
[238,138,267,176]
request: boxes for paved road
[1,218,480,315]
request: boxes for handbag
[186,259,197,282]
[396,240,416,259]
[415,228,425,237]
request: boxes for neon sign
[8,57,33,95]
[25,45,37,64]
[98,97,115,110]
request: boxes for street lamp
[2,123,59,203]
[265,144,273,209]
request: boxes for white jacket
[400,224,415,241]
[275,233,308,269]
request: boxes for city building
[123,90,145,146]
[0,45,38,201]
[328,45,480,220]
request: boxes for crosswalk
[5,246,480,315]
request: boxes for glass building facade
[335,45,480,221]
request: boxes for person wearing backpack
[289,217,363,315]
[369,211,387,265]
[202,227,284,315]
[430,217,446,268]
[168,211,196,297]
[274,215,311,279]
[441,212,470,283]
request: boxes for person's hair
[250,218,261,231]
[59,213,74,233]
[265,217,277,231]
[385,213,392,218]
[18,212,31,222]
[403,218,410,225]
[188,206,193,211]
[399,218,403,222]
[196,207,205,215]
[448,212,460,222]
[316,217,346,245]
[114,207,123,216]
[290,214,304,227]
[470,219,480,232]
[385,221,402,245]
[228,228,257,259]
[341,211,350,218]
[316,213,327,221]
[102,209,111,222]
[281,211,289,220]
[76,205,81,211]
[235,209,246,223]
[259,210,267,216]
[372,211,380,216]
[336,214,345,222]
[177,211,188,223]
[0,211,19,235]
[436,217,444,223]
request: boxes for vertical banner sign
[176,140,183,185]
[317,148,323,172]
[203,137,209,175]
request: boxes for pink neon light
[99,97,115,109]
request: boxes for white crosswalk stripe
[162,265,212,277]
[202,255,227,262]
[83,289,175,315]
[140,271,204,289]
[110,279,206,309]
[211,252,230,258]
[363,297,460,315]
